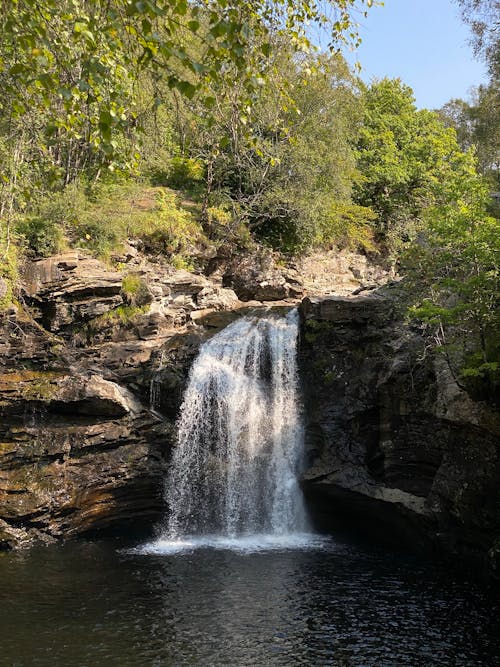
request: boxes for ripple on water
[1,536,499,667]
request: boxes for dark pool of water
[1,532,499,666]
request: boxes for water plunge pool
[1,532,499,666]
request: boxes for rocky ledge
[299,291,500,581]
[2,247,498,584]
[0,248,315,548]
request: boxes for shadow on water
[1,530,499,666]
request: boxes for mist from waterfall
[159,309,309,544]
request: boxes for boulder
[222,250,304,302]
[301,293,394,326]
[22,252,124,331]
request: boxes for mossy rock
[0,370,62,401]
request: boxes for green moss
[89,304,149,331]
[304,318,335,343]
[323,370,336,385]
[121,274,143,296]
[305,319,334,332]
[0,370,62,400]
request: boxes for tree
[174,48,370,252]
[0,0,374,170]
[455,0,499,77]
[354,78,477,256]
[0,0,375,303]
[405,169,499,395]
[439,84,500,187]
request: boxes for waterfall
[161,309,308,541]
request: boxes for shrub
[320,202,377,252]
[121,274,143,295]
[15,182,88,257]
[205,205,252,247]
[137,191,205,255]
[166,157,204,189]
[121,274,152,306]
[71,217,123,257]
[16,216,65,257]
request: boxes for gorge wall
[1,250,498,581]
[0,248,307,548]
[299,292,500,581]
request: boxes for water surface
[1,533,499,666]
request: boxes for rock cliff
[2,248,498,583]
[299,291,500,581]
[0,248,308,548]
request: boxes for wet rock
[299,290,500,580]
[0,364,169,548]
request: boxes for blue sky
[341,0,487,109]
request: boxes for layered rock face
[299,292,500,580]
[0,369,167,548]
[0,252,242,548]
[2,247,498,584]
[0,250,302,548]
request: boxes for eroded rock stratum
[299,291,500,581]
[0,249,307,548]
[1,249,498,582]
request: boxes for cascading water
[158,309,309,546]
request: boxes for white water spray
[161,309,308,542]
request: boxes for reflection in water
[1,535,499,666]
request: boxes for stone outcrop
[0,366,169,549]
[0,249,301,548]
[2,245,498,585]
[299,290,500,580]
[222,249,304,301]
[23,252,124,332]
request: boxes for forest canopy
[0,0,498,393]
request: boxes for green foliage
[439,83,500,187]
[14,182,88,256]
[121,274,143,296]
[15,216,64,257]
[0,0,373,222]
[405,169,500,397]
[185,52,362,253]
[354,78,477,256]
[204,205,252,247]
[71,216,123,257]
[460,352,500,403]
[12,180,208,265]
[137,191,205,256]
[0,1,377,265]
[88,304,149,333]
[164,157,204,189]
[320,202,377,251]
[456,0,499,77]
